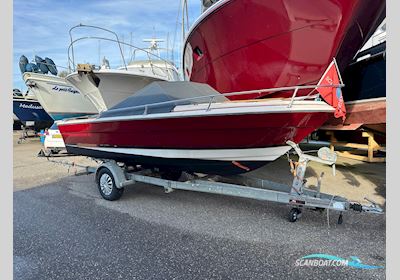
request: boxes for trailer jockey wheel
[96,167,124,201]
[288,208,302,222]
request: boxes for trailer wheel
[288,208,301,222]
[97,168,124,201]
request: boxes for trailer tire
[288,208,301,222]
[97,168,124,201]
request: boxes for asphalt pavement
[14,173,386,279]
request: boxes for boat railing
[105,83,344,116]
[12,95,37,102]
[67,24,176,80]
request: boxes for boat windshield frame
[67,24,178,81]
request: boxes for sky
[13,0,201,91]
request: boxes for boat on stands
[23,72,99,120]
[13,88,53,130]
[182,0,385,100]
[57,78,342,175]
[65,24,181,112]
[13,90,22,129]
[322,20,386,133]
[20,55,99,120]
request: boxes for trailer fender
[96,161,128,189]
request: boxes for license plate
[52,134,62,138]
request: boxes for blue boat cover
[19,55,28,74]
[35,55,49,74]
[45,57,58,75]
[25,63,39,73]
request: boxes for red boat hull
[59,112,329,149]
[58,111,330,175]
[183,0,385,99]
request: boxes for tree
[58,70,68,78]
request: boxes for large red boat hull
[58,111,330,175]
[183,0,385,99]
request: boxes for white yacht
[65,25,181,112]
[20,54,98,120]
[23,72,98,120]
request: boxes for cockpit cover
[100,81,227,118]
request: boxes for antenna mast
[129,32,133,62]
[98,40,101,66]
[181,0,186,43]
[180,0,189,70]
[121,34,125,66]
[166,32,170,61]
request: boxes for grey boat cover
[100,81,228,118]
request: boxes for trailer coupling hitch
[349,197,383,214]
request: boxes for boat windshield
[100,81,228,118]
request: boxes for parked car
[44,123,65,155]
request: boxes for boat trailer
[46,141,383,224]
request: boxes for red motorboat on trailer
[57,77,343,175]
[183,0,385,100]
